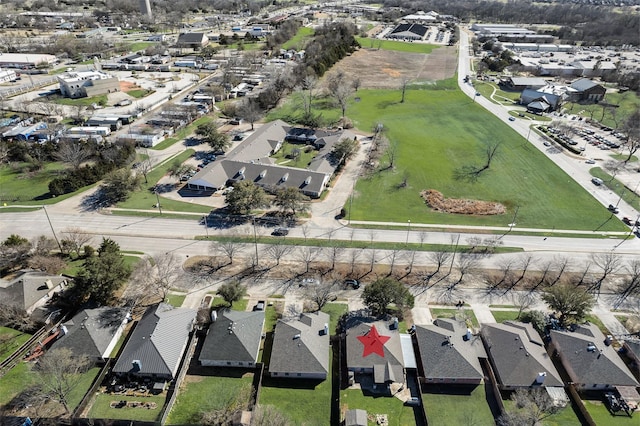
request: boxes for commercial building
[57,70,120,99]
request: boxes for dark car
[272,227,289,236]
[345,279,360,289]
[608,204,620,214]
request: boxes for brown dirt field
[329,46,457,89]
[119,80,137,91]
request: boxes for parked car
[508,116,516,121]
[272,227,289,236]
[591,177,603,186]
[623,217,632,226]
[585,159,596,164]
[543,141,551,147]
[345,279,360,289]
[405,397,421,406]
[608,204,620,214]
[299,277,317,287]
[254,300,265,311]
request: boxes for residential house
[482,322,563,390]
[569,78,606,103]
[621,339,640,378]
[112,303,196,380]
[50,307,130,362]
[345,316,405,387]
[269,311,330,380]
[414,318,487,385]
[549,323,639,390]
[57,70,120,99]
[0,270,68,315]
[175,32,209,49]
[387,23,428,41]
[199,310,265,368]
[186,120,354,198]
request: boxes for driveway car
[271,227,289,236]
[254,300,265,311]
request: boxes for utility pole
[42,205,62,252]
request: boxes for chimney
[604,335,613,346]
[323,323,329,336]
[132,360,142,372]
[465,328,472,341]
[535,372,546,384]
[60,325,68,336]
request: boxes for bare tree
[368,247,377,274]
[388,248,402,276]
[252,404,291,426]
[348,248,362,275]
[418,231,428,248]
[214,240,245,265]
[503,255,534,295]
[549,256,570,286]
[300,74,318,116]
[61,227,92,257]
[33,348,91,414]
[128,253,183,304]
[305,279,338,311]
[404,249,417,276]
[614,258,640,306]
[450,253,479,289]
[238,97,262,130]
[454,142,501,182]
[590,252,622,298]
[326,243,345,270]
[327,70,354,119]
[301,224,311,242]
[266,242,292,267]
[498,388,559,426]
[426,250,453,282]
[386,139,399,170]
[296,246,319,274]
[486,258,515,293]
[54,140,92,170]
[530,259,554,292]
[511,292,535,319]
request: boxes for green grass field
[271,141,318,168]
[282,26,314,50]
[423,385,495,426]
[343,86,626,232]
[564,90,640,129]
[503,398,581,426]
[489,310,520,323]
[126,88,154,99]
[341,388,415,426]
[429,308,479,328]
[88,393,166,421]
[67,367,101,411]
[127,41,155,52]
[166,293,186,307]
[211,296,248,311]
[167,374,253,425]
[583,399,637,425]
[0,362,37,406]
[0,162,66,203]
[260,358,332,426]
[321,302,348,334]
[355,37,438,54]
[590,167,640,211]
[0,327,32,361]
[55,94,108,106]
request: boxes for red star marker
[357,325,390,358]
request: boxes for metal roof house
[569,78,606,102]
[112,303,196,380]
[199,310,265,368]
[482,322,564,390]
[345,316,405,386]
[549,323,639,390]
[414,318,487,385]
[269,311,330,380]
[50,307,130,362]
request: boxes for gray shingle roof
[112,303,195,378]
[345,317,404,384]
[51,307,129,359]
[414,318,486,381]
[199,310,265,364]
[550,324,639,387]
[482,322,563,388]
[269,311,330,376]
[0,270,67,311]
[176,33,207,44]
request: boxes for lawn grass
[564,90,640,129]
[0,206,42,213]
[321,302,348,334]
[166,293,186,307]
[0,362,38,406]
[503,398,581,426]
[422,385,494,426]
[266,92,342,126]
[150,116,213,150]
[55,94,108,106]
[490,310,521,323]
[211,296,248,311]
[264,304,280,332]
[590,167,640,211]
[0,162,65,203]
[67,367,101,410]
[88,393,166,421]
[271,141,318,168]
[610,154,638,163]
[127,41,154,52]
[355,36,438,54]
[582,398,638,425]
[126,88,154,98]
[282,26,314,50]
[166,374,253,425]
[0,327,32,361]
[116,149,209,213]
[429,308,479,328]
[583,314,611,336]
[260,358,332,426]
[342,85,626,232]
[474,81,520,105]
[341,388,415,426]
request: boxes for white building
[57,70,120,99]
[0,69,17,83]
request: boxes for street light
[154,189,162,215]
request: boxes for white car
[585,159,596,164]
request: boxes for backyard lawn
[0,327,32,361]
[166,374,253,425]
[321,302,348,334]
[166,293,186,307]
[582,398,637,425]
[211,296,248,311]
[260,358,332,426]
[422,385,495,426]
[0,362,37,406]
[88,393,166,422]
[272,141,318,168]
[429,308,479,328]
[340,86,626,231]
[502,398,581,426]
[489,310,521,323]
[340,388,415,426]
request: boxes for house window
[297,373,301,377]
[238,362,243,366]
[227,362,231,365]
[285,373,289,376]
